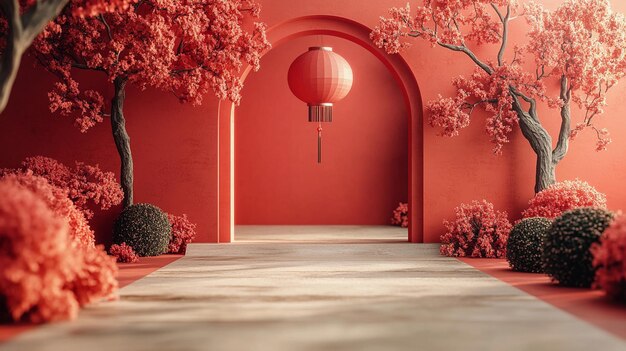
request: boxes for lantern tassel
[317,124,322,163]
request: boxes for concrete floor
[1,226,625,351]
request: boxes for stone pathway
[1,226,625,351]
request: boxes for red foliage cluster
[371,1,507,54]
[391,202,409,228]
[522,180,607,219]
[33,0,270,132]
[1,172,96,248]
[0,1,132,56]
[428,64,542,154]
[167,213,197,254]
[70,246,117,307]
[72,0,134,17]
[0,174,117,323]
[592,215,626,302]
[0,177,74,323]
[4,156,124,220]
[109,243,139,263]
[440,200,511,258]
[12,0,131,16]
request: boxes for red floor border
[460,258,626,340]
[117,254,183,288]
[0,254,183,343]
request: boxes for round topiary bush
[506,217,552,273]
[543,207,614,287]
[113,203,171,257]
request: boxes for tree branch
[510,85,540,123]
[491,3,504,22]
[437,42,493,74]
[552,75,571,164]
[98,14,113,41]
[71,62,106,72]
[400,8,492,74]
[492,4,511,66]
[462,98,498,116]
[0,0,69,115]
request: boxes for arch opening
[217,15,424,243]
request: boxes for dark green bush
[506,217,552,273]
[113,203,171,257]
[543,207,614,287]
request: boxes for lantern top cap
[309,46,333,51]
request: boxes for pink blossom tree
[372,0,626,192]
[0,0,130,115]
[32,0,270,207]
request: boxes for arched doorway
[216,15,424,243]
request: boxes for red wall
[2,0,626,243]
[0,57,220,245]
[235,35,407,224]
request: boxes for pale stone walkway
[1,226,625,351]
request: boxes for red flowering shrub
[0,175,117,323]
[167,214,197,254]
[70,246,117,306]
[1,172,95,248]
[0,179,77,322]
[0,177,117,323]
[391,202,409,228]
[440,200,512,258]
[109,243,139,263]
[5,156,124,219]
[522,180,606,219]
[592,215,626,302]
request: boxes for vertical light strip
[216,101,221,243]
[230,103,235,242]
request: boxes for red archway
[216,15,424,243]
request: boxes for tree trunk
[510,93,556,193]
[534,152,556,193]
[111,77,134,207]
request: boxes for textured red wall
[2,0,626,243]
[0,57,220,244]
[235,35,408,224]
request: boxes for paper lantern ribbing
[287,47,353,163]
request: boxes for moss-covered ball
[506,217,552,273]
[543,207,614,287]
[113,203,171,257]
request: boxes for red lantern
[288,47,353,163]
